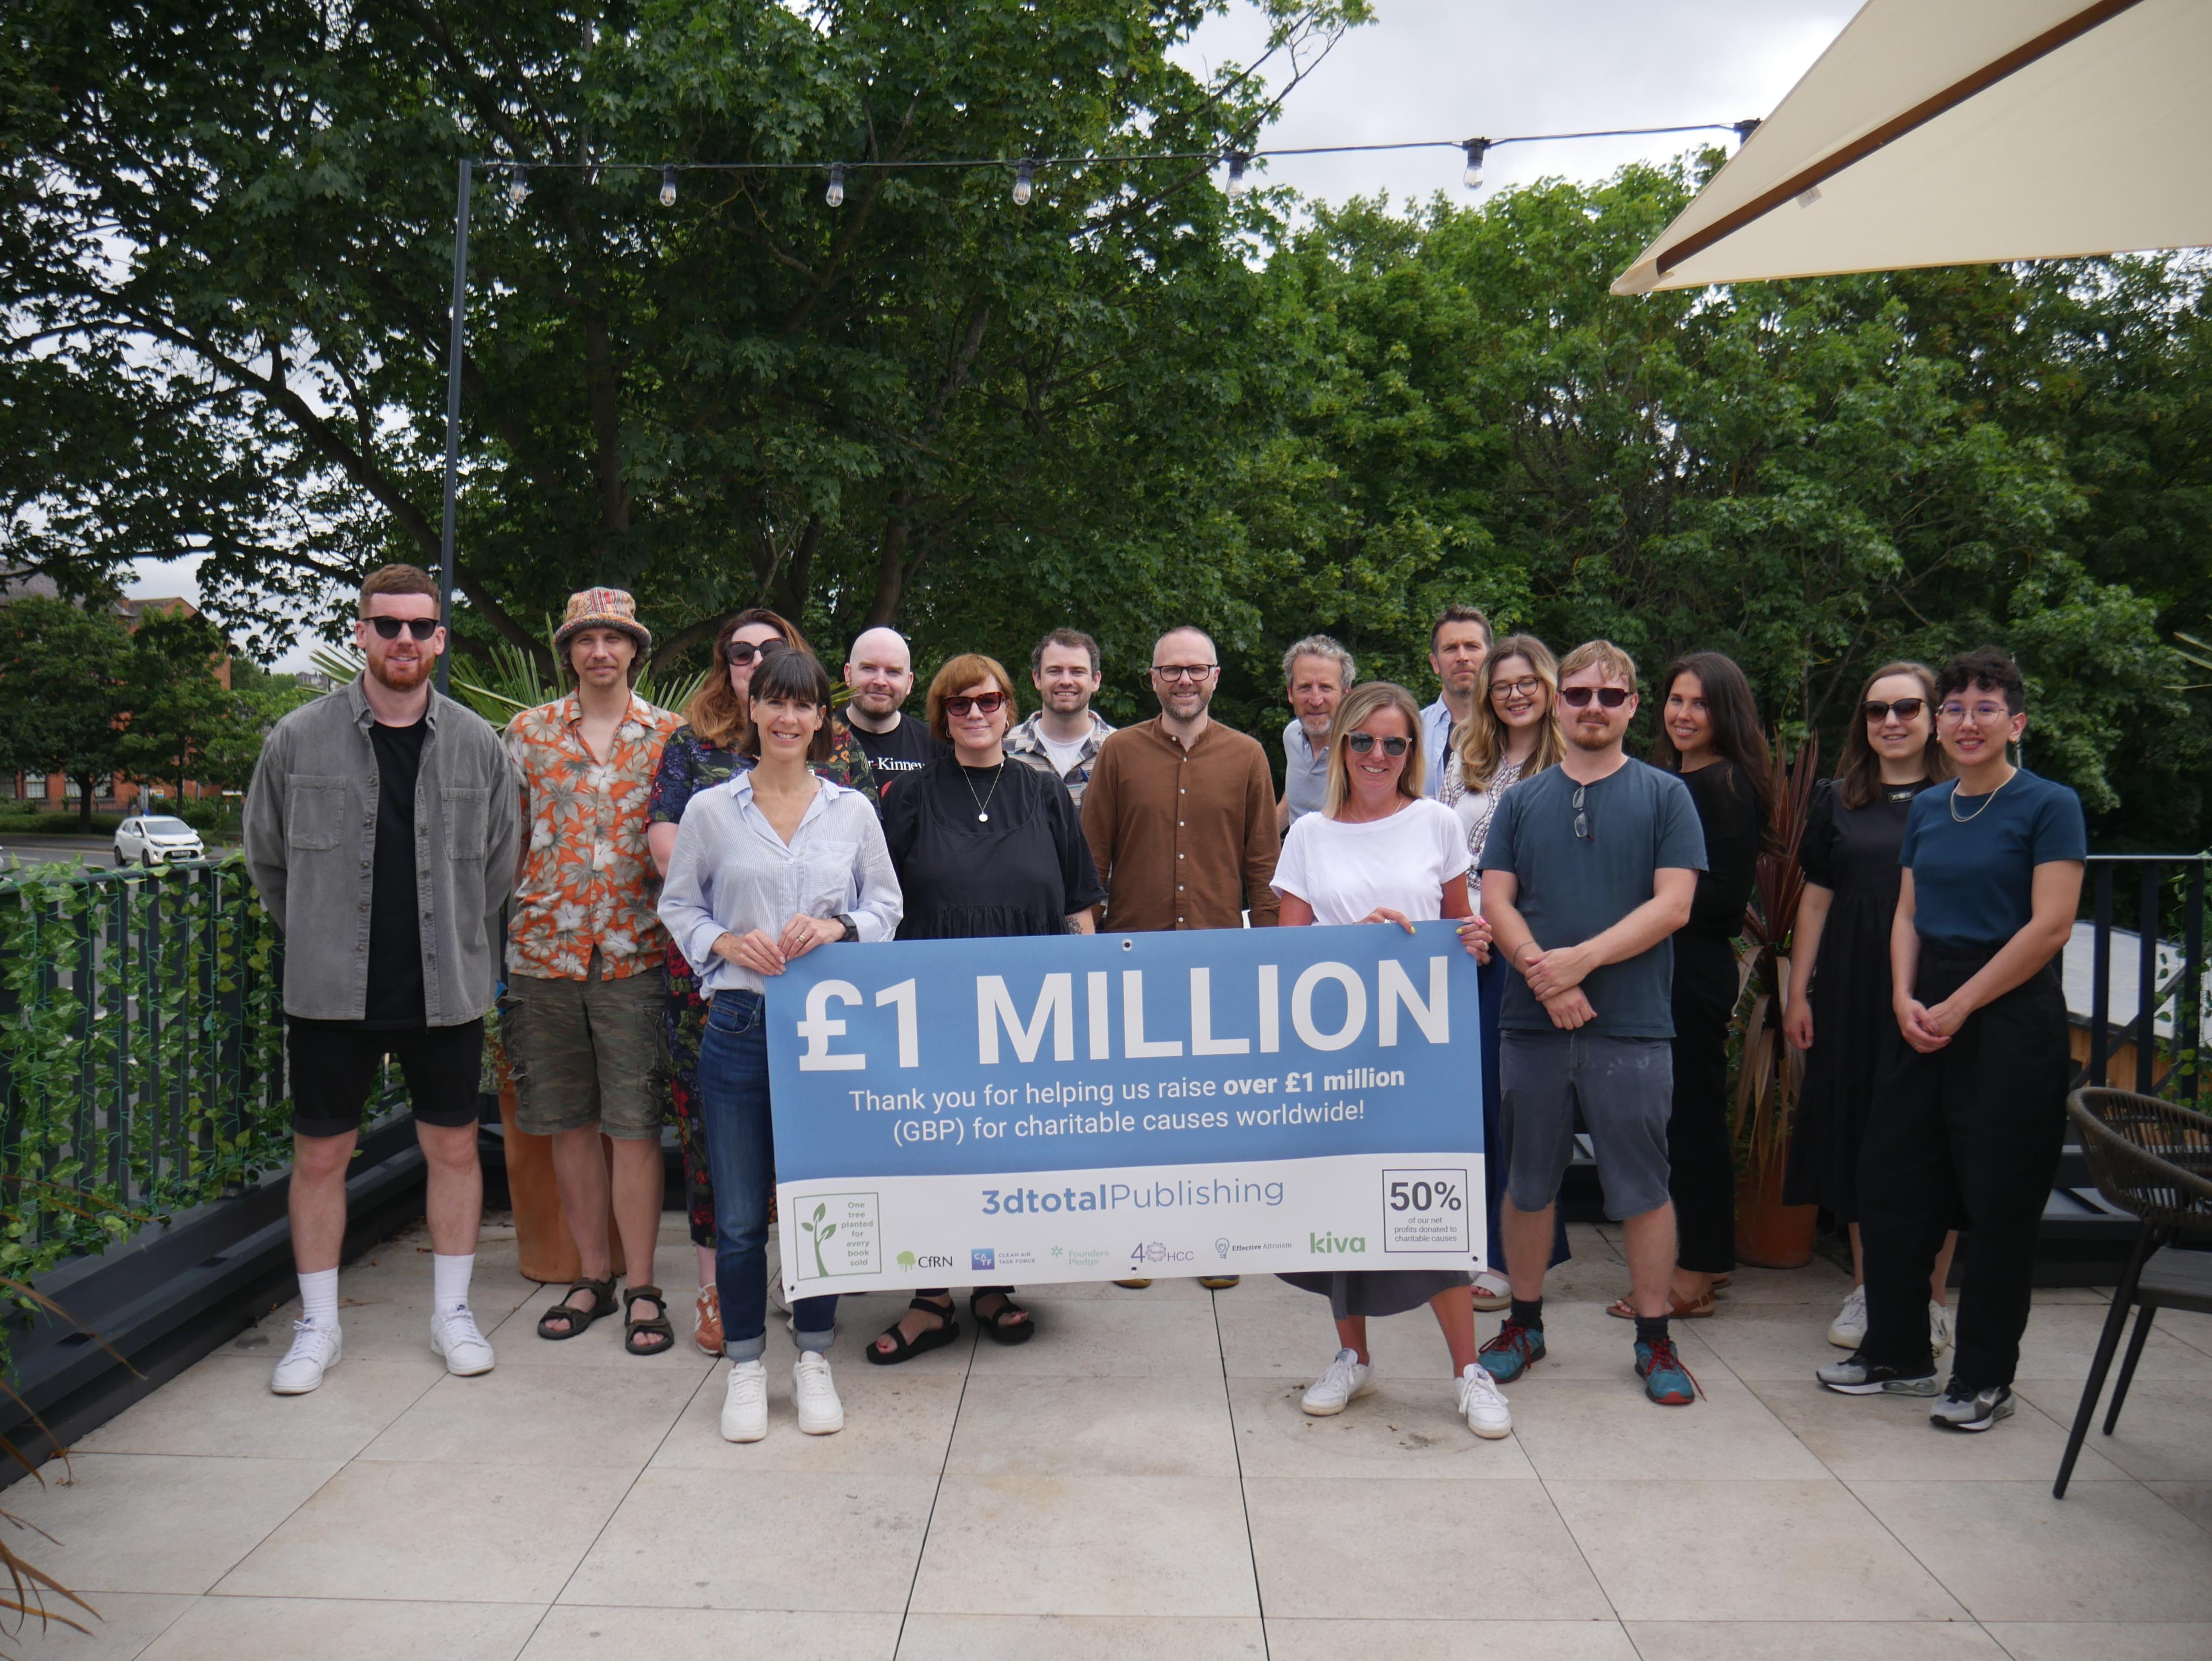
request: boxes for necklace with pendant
[962,763,1004,823]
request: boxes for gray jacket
[244,679,520,1026]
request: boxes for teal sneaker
[1477,1320,1546,1384]
[1635,1334,1700,1406]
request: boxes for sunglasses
[368,616,438,641]
[1863,697,1926,722]
[1344,733,1411,756]
[944,692,1008,717]
[1573,782,1592,841]
[1559,686,1630,709]
[723,637,787,665]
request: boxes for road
[0,834,241,871]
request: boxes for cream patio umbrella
[1612,0,2212,296]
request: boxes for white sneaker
[721,1359,768,1442]
[1471,1269,1512,1312]
[1827,1284,1868,1350]
[794,1352,845,1435]
[1301,1348,1376,1416]
[1457,1363,1513,1439]
[1930,1300,1952,1357]
[270,1319,342,1395]
[429,1306,495,1376]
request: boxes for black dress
[881,755,1106,939]
[1782,777,1931,1220]
[1670,762,1763,1274]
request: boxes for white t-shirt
[1270,798,1472,925]
[1037,731,1088,776]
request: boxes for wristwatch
[833,913,859,943]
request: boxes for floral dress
[647,723,881,1246]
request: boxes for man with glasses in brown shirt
[1081,623,1281,1288]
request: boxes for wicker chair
[2053,1087,2212,1497]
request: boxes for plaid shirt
[1003,710,1116,809]
[503,691,681,980]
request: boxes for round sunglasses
[1344,733,1411,756]
[1559,686,1630,709]
[722,637,789,665]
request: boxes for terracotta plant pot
[1734,1161,1817,1270]
[498,1079,626,1285]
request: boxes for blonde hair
[926,653,1020,743]
[1455,634,1565,792]
[1323,682,1426,817]
[1556,638,1638,694]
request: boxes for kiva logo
[1309,1230,1367,1254]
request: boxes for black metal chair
[2053,1087,2212,1497]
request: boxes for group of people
[240,562,2086,1448]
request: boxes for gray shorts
[502,968,666,1140]
[1498,1030,1673,1221]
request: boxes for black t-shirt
[1680,761,1763,940]
[362,717,429,1030]
[882,756,1107,939]
[849,714,948,799]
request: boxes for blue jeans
[698,990,836,1361]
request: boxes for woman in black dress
[866,652,1107,1363]
[1622,652,1772,1320]
[1785,662,1953,1353]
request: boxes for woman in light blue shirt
[659,649,902,1445]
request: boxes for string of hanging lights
[495,120,1762,208]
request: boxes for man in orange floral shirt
[502,588,683,1356]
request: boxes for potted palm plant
[1732,733,1821,1267]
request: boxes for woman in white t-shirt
[1271,681,1513,1440]
[1436,634,1571,1310]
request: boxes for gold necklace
[1949,767,2016,824]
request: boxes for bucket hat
[552,587,652,657]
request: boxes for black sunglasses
[1863,698,1927,721]
[724,637,788,665]
[944,692,1008,717]
[1559,686,1630,709]
[368,616,438,641]
[1344,733,1411,756]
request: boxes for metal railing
[2074,855,2210,1104]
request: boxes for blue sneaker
[1635,1334,1700,1406]
[1477,1321,1546,1384]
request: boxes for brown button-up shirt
[1081,716,1281,930]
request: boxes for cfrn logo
[1308,1230,1367,1254]
[897,1251,953,1271]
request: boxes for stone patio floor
[7,1217,2211,1660]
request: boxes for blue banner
[766,921,1483,1291]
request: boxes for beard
[1566,721,1616,751]
[369,652,432,692]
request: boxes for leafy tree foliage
[0,597,133,825]
[5,5,2205,848]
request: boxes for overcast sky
[133,0,1865,665]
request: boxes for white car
[115,815,205,868]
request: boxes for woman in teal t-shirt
[1816,648,2085,1434]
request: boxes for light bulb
[1012,159,1035,206]
[660,165,677,207]
[1462,139,1488,190]
[1225,152,1248,196]
[508,165,529,207]
[825,163,845,208]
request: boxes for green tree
[116,607,249,803]
[0,596,132,826]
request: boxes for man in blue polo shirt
[1478,640,1707,1406]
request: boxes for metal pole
[435,158,474,695]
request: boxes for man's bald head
[845,626,917,722]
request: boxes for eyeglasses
[1344,733,1411,756]
[1490,676,1542,701]
[1863,697,1926,722]
[1559,686,1630,709]
[1152,664,1217,683]
[368,616,438,641]
[943,692,1008,717]
[1938,701,2011,726]
[1573,782,1592,841]
[723,638,786,665]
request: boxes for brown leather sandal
[537,1274,616,1340]
[623,1285,675,1355]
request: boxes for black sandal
[971,1289,1035,1346]
[537,1274,616,1340]
[623,1285,675,1356]
[866,1296,960,1365]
